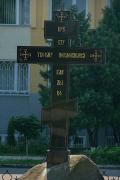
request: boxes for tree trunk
[25,137,29,157]
[93,128,98,147]
[87,128,93,147]
[87,128,98,148]
[118,132,120,145]
[111,125,119,146]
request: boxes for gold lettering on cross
[20,49,31,61]
[58,40,65,46]
[56,90,63,96]
[56,69,64,75]
[90,50,102,62]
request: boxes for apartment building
[0,0,48,143]
[0,0,112,145]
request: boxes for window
[105,126,116,146]
[69,135,86,148]
[0,0,30,25]
[76,0,86,12]
[107,0,112,7]
[52,0,86,12]
[74,136,84,148]
[0,61,29,94]
[0,134,8,144]
[106,136,115,146]
[105,126,113,136]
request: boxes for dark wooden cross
[17,10,106,167]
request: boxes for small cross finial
[55,10,70,22]
[20,49,31,61]
[90,50,102,62]
[55,10,65,22]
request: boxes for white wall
[0,26,31,60]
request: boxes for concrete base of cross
[19,155,104,180]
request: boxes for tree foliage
[94,0,120,145]
[7,115,41,155]
[38,1,120,147]
[70,0,120,146]
[69,8,107,147]
[13,115,40,139]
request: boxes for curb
[0,164,120,170]
[98,165,120,170]
[0,156,45,160]
[0,164,34,168]
[97,165,120,170]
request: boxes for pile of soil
[20,155,104,180]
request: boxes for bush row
[89,147,120,165]
[0,145,120,165]
[0,143,48,156]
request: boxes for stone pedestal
[19,155,104,180]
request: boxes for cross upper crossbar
[17,46,106,64]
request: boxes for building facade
[0,0,48,143]
[0,0,112,145]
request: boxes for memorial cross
[17,10,106,167]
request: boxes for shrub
[89,147,120,165]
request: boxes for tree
[70,0,120,146]
[70,89,112,147]
[13,115,41,156]
[69,8,110,147]
[93,0,120,145]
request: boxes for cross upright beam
[46,11,71,167]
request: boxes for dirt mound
[20,155,104,180]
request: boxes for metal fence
[1,170,19,180]
[104,177,120,180]
[102,171,120,180]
